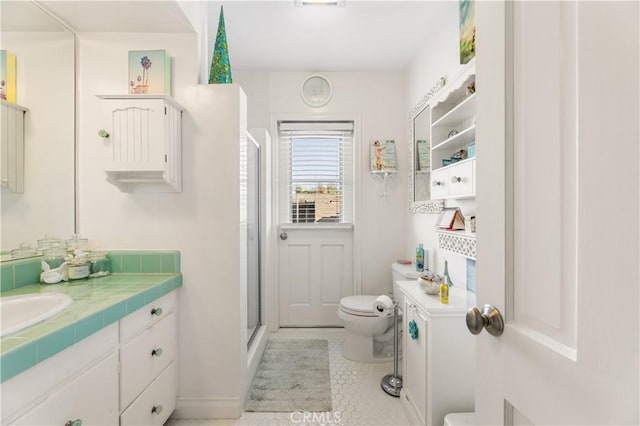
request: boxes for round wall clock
[301,74,332,107]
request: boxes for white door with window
[475,2,638,424]
[276,120,355,327]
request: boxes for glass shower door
[246,136,261,347]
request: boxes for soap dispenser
[416,244,425,272]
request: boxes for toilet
[338,262,423,362]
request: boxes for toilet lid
[340,295,379,316]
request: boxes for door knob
[466,304,504,336]
[280,232,288,240]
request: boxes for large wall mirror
[408,77,445,214]
[1,1,76,258]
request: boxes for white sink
[1,293,73,337]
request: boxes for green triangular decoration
[209,5,232,84]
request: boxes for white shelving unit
[97,95,184,192]
[430,60,476,200]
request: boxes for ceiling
[27,0,454,72]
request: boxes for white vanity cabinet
[11,353,120,425]
[3,324,120,425]
[2,290,179,426]
[97,94,184,192]
[119,291,178,426]
[430,60,476,200]
[397,281,476,426]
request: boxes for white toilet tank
[391,262,423,300]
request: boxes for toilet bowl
[338,262,423,362]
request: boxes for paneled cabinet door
[402,298,428,425]
[11,352,119,426]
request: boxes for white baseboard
[173,397,242,419]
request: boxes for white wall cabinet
[398,282,476,426]
[3,290,179,425]
[0,100,27,193]
[430,61,476,200]
[97,95,183,192]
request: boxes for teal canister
[416,243,425,272]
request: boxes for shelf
[431,93,476,128]
[436,230,476,259]
[432,125,475,152]
[0,99,28,112]
[431,157,474,173]
[96,94,184,110]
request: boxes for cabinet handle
[151,307,163,316]
[152,347,163,357]
[152,404,163,415]
[451,176,462,183]
[65,419,83,426]
[432,180,442,187]
[97,129,110,138]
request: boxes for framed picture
[416,140,430,171]
[459,0,476,64]
[129,50,171,95]
[370,140,397,172]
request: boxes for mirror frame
[408,77,446,214]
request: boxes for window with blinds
[278,121,354,224]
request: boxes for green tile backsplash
[0,251,181,293]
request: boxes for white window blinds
[278,121,354,224]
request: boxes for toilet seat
[339,295,379,317]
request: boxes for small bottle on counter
[439,277,449,304]
[416,243,425,272]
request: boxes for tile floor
[166,328,410,426]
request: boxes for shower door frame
[246,133,262,348]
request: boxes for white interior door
[475,2,639,424]
[278,226,353,326]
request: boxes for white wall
[405,1,472,287]
[1,32,75,250]
[76,33,248,418]
[235,70,408,296]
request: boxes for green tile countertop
[0,272,182,382]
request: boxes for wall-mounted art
[0,50,17,103]
[459,0,476,64]
[370,139,397,172]
[128,50,171,95]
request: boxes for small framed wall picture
[129,50,171,95]
[370,140,397,172]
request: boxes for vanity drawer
[447,160,474,198]
[120,361,177,426]
[120,291,176,343]
[120,311,177,410]
[11,352,119,425]
[431,168,448,199]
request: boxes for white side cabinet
[97,95,184,192]
[397,281,476,426]
[0,100,27,193]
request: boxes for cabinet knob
[152,347,163,357]
[65,419,83,426]
[451,176,462,183]
[151,307,163,316]
[152,404,163,415]
[432,180,442,187]
[97,129,110,138]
